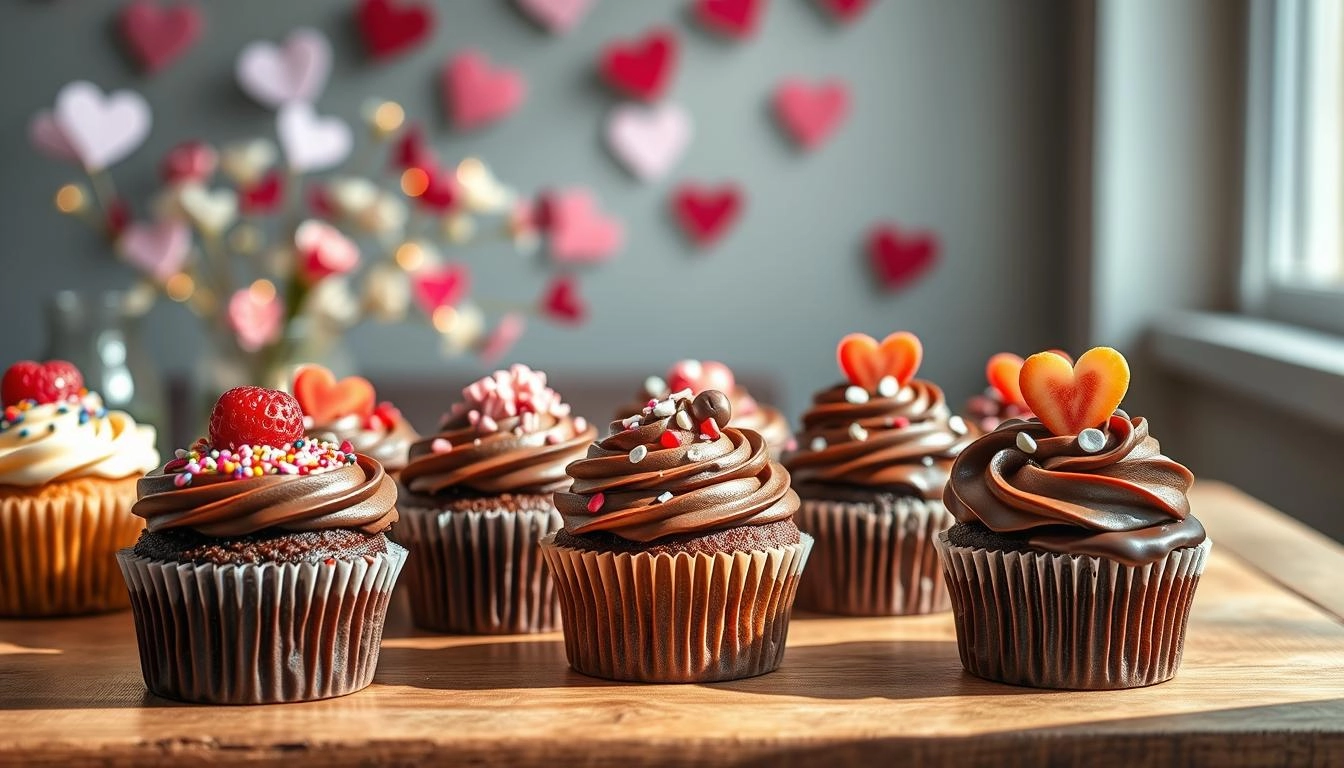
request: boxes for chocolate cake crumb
[554,519,801,556]
[946,521,1038,553]
[134,527,390,566]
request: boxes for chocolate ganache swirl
[785,379,974,498]
[134,453,397,536]
[943,411,1205,565]
[400,365,596,496]
[557,390,799,542]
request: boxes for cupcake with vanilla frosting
[119,385,404,704]
[0,359,159,616]
[544,388,811,683]
[291,364,419,473]
[939,347,1211,690]
[615,360,794,459]
[396,364,596,634]
[783,332,972,616]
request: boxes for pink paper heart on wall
[118,1,202,74]
[52,81,152,171]
[235,28,331,109]
[28,112,80,163]
[277,103,351,173]
[227,287,283,352]
[160,140,217,184]
[296,220,359,282]
[773,78,849,150]
[118,220,190,281]
[443,51,527,131]
[539,275,586,324]
[546,189,624,264]
[515,0,593,34]
[413,264,471,314]
[868,224,939,291]
[604,102,692,181]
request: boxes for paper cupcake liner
[116,542,406,705]
[392,502,562,634]
[794,496,952,616]
[539,533,813,683]
[0,475,142,617]
[935,532,1212,690]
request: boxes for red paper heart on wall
[868,225,938,291]
[356,0,433,60]
[239,170,284,214]
[393,123,437,171]
[442,51,527,131]
[413,264,471,314]
[118,1,202,74]
[598,28,678,102]
[671,183,743,248]
[540,275,586,324]
[773,79,849,150]
[694,0,765,40]
[160,140,216,184]
[814,0,870,23]
[417,165,458,212]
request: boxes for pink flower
[295,219,359,282]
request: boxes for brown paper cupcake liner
[794,496,952,616]
[393,502,561,634]
[935,532,1212,690]
[539,533,813,683]
[116,542,406,705]
[0,475,142,617]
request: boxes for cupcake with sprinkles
[291,364,419,474]
[118,385,405,704]
[543,388,811,683]
[0,360,159,616]
[783,331,973,616]
[396,364,596,634]
[939,347,1211,689]
[615,360,794,459]
[964,352,1039,433]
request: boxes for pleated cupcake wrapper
[0,477,142,617]
[116,543,406,705]
[393,502,562,634]
[794,496,953,616]
[539,533,813,683]
[935,532,1212,690]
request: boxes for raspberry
[2,360,84,406]
[208,386,305,449]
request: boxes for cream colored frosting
[0,393,160,487]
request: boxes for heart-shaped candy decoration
[443,51,527,131]
[235,28,331,109]
[547,189,624,264]
[413,264,471,314]
[985,353,1026,408]
[52,81,152,171]
[356,0,433,60]
[671,182,742,247]
[118,0,202,74]
[868,224,938,291]
[836,331,922,392]
[666,360,736,396]
[604,102,692,181]
[598,27,678,102]
[1019,347,1130,436]
[277,102,352,173]
[118,220,190,281]
[540,275,586,324]
[515,0,593,34]
[773,78,849,150]
[292,364,376,423]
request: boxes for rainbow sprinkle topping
[0,396,105,435]
[163,437,358,486]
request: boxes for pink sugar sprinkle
[586,492,605,513]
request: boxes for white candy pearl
[949,416,968,435]
[877,376,899,397]
[629,445,648,463]
[849,422,869,441]
[644,376,666,397]
[1016,432,1038,454]
[810,436,828,452]
[1078,428,1107,453]
[844,386,869,404]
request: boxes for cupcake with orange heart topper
[938,347,1211,690]
[292,365,419,473]
[783,331,974,616]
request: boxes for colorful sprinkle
[659,430,682,449]
[165,438,357,483]
[655,491,673,504]
[674,410,693,431]
[1016,432,1038,454]
[587,492,605,513]
[700,418,721,440]
[844,386,869,404]
[629,444,648,463]
[887,416,911,429]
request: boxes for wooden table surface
[3,481,1343,767]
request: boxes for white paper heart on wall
[44,81,152,171]
[27,112,80,163]
[604,102,692,182]
[117,220,191,281]
[277,103,352,173]
[236,27,332,109]
[179,185,238,235]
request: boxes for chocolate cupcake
[117,386,404,705]
[616,360,794,459]
[292,364,419,473]
[938,347,1211,690]
[544,389,811,683]
[395,364,595,634]
[784,332,972,616]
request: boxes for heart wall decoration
[694,0,767,40]
[540,274,586,324]
[773,78,849,150]
[867,224,938,292]
[277,102,352,173]
[598,27,679,102]
[442,51,527,131]
[604,102,692,181]
[514,0,593,35]
[544,189,624,264]
[118,1,203,74]
[235,28,332,109]
[117,220,190,281]
[671,183,743,248]
[38,81,152,171]
[356,0,434,60]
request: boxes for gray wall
[0,0,1068,421]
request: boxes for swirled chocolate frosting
[557,390,799,542]
[943,412,1205,565]
[785,379,974,498]
[134,454,397,536]
[399,365,596,496]
[616,385,793,458]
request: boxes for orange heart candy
[1019,347,1129,436]
[292,364,377,424]
[836,332,922,391]
[985,353,1026,407]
